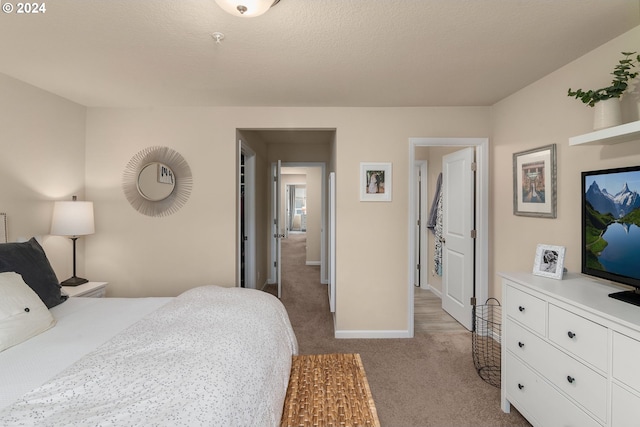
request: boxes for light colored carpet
[265,233,531,427]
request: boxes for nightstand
[62,281,108,298]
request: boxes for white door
[273,160,283,298]
[442,147,475,330]
[328,172,336,313]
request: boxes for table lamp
[50,196,95,286]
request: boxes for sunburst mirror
[122,146,193,217]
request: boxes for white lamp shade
[214,0,274,17]
[50,201,95,237]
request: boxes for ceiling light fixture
[214,0,280,18]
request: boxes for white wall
[0,74,86,281]
[491,26,640,300]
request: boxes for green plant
[568,51,640,107]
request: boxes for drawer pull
[518,306,525,312]
[567,331,576,339]
[518,383,524,390]
[567,375,575,384]
[518,341,525,348]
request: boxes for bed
[0,238,298,426]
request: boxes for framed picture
[513,144,557,218]
[157,163,174,185]
[533,244,565,279]
[360,162,392,202]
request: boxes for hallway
[263,233,529,426]
[266,232,466,336]
[264,232,331,346]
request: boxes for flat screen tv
[582,165,640,306]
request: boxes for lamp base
[60,276,89,286]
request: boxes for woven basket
[281,353,380,427]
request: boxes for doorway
[238,141,256,289]
[270,163,327,289]
[236,128,336,298]
[408,137,489,336]
[287,184,307,233]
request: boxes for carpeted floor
[265,233,531,427]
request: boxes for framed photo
[533,244,565,279]
[360,162,392,202]
[157,163,174,185]
[513,144,557,218]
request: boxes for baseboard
[305,261,320,266]
[334,330,412,339]
[260,280,273,291]
[424,284,442,299]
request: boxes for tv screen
[582,165,640,305]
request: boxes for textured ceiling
[0,0,638,107]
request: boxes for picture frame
[360,162,392,202]
[157,163,175,185]
[533,244,565,279]
[513,144,557,218]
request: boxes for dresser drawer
[505,353,601,427]
[549,304,607,371]
[505,319,549,373]
[612,332,640,393]
[507,319,607,421]
[545,346,607,422]
[611,384,640,427]
[505,284,546,336]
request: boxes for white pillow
[0,271,56,352]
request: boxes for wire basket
[472,297,501,388]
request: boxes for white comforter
[0,286,298,427]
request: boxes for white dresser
[500,272,640,427]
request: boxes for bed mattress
[0,286,297,426]
[0,296,172,410]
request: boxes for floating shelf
[569,120,640,146]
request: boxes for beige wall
[5,25,637,336]
[0,74,87,282]
[305,166,322,264]
[491,26,640,300]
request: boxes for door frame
[286,183,307,234]
[269,162,328,285]
[238,140,256,289]
[414,160,427,288]
[329,172,336,313]
[408,137,489,337]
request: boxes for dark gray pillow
[0,238,67,308]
